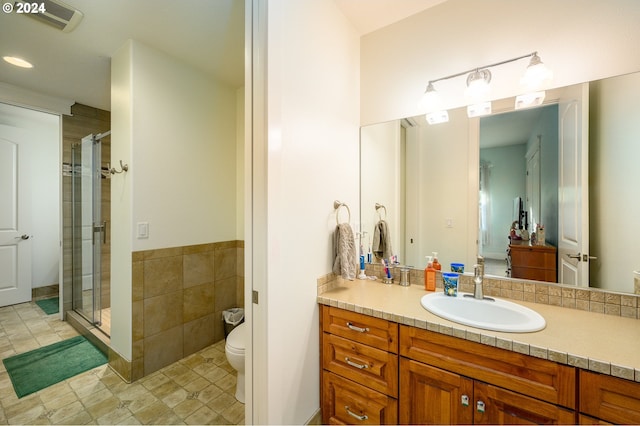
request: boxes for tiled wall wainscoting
[110,241,244,382]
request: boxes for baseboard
[305,408,322,425]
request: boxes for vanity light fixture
[3,56,33,68]
[419,51,553,124]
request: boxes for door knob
[566,253,581,259]
[20,234,30,240]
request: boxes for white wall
[258,0,360,423]
[0,102,60,289]
[408,107,474,270]
[361,0,640,125]
[360,120,403,262]
[589,72,640,292]
[130,41,238,251]
[479,144,526,259]
[110,39,239,359]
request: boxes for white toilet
[225,322,246,403]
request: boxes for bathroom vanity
[318,279,640,425]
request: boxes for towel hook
[108,160,129,174]
[334,200,351,225]
[375,203,387,220]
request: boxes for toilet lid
[226,322,246,351]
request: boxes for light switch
[137,222,149,239]
[446,218,453,228]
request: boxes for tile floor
[0,300,244,425]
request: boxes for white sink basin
[420,292,546,333]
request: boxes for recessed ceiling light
[3,56,34,68]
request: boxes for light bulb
[521,54,553,90]
[419,82,442,113]
[465,69,491,103]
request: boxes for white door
[0,126,32,306]
[526,138,541,229]
[558,83,589,287]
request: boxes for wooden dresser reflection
[509,240,557,283]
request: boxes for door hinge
[252,290,259,304]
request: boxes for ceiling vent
[15,0,83,33]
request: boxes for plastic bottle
[432,252,442,271]
[424,256,436,291]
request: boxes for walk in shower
[71,132,111,336]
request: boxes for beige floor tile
[162,388,188,408]
[207,392,237,414]
[49,400,85,424]
[214,373,236,393]
[6,403,46,425]
[43,390,78,411]
[195,384,223,405]
[172,398,204,419]
[0,300,244,425]
[221,401,245,424]
[183,405,218,425]
[132,400,171,424]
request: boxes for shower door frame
[71,132,108,332]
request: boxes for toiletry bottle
[424,256,436,291]
[432,252,441,271]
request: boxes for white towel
[332,223,357,280]
[372,220,393,260]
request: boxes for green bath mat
[2,335,107,398]
[35,297,59,315]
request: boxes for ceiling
[0,0,444,112]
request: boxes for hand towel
[372,219,393,260]
[332,223,357,280]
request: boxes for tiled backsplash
[318,264,640,320]
[124,240,244,382]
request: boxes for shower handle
[92,221,107,245]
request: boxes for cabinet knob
[345,406,368,421]
[461,395,469,406]
[477,400,486,413]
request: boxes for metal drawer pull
[345,406,368,421]
[346,322,369,333]
[345,357,368,369]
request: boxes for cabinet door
[474,381,576,425]
[580,370,640,424]
[399,358,474,425]
[323,371,397,425]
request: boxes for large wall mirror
[360,71,640,294]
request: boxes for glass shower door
[71,134,102,326]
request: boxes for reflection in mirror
[360,71,640,294]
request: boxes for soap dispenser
[424,256,436,291]
[432,252,442,271]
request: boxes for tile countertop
[317,279,640,382]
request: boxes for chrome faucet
[474,256,485,300]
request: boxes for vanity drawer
[323,333,398,397]
[322,371,398,425]
[400,326,576,409]
[579,370,640,424]
[322,306,398,353]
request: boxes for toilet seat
[225,322,246,353]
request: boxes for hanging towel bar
[334,200,351,225]
[375,203,387,220]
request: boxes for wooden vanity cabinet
[399,326,577,425]
[579,370,640,424]
[321,306,399,424]
[509,241,557,282]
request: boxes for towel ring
[375,203,387,220]
[334,200,351,225]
